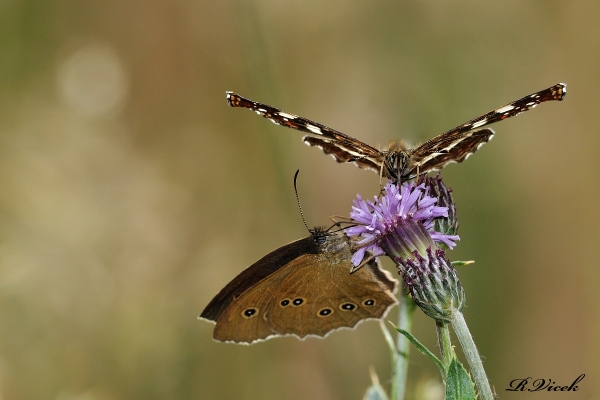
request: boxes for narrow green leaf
[379,320,397,362]
[390,321,446,377]
[445,358,477,400]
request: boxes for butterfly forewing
[226,92,384,169]
[227,92,375,148]
[227,83,566,182]
[435,83,566,139]
[200,235,319,322]
[400,83,566,180]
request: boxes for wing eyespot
[279,299,290,307]
[317,307,334,317]
[242,307,258,318]
[292,297,305,306]
[362,299,376,307]
[339,302,357,311]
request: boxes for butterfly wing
[209,260,296,343]
[228,85,566,182]
[433,83,566,140]
[227,92,384,171]
[266,255,397,338]
[200,236,321,343]
[403,128,495,180]
[404,83,566,180]
[303,136,384,173]
[202,230,397,344]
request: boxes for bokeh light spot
[57,43,129,117]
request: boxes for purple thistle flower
[347,181,459,266]
[347,178,467,325]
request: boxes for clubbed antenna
[293,170,311,233]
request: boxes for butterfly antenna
[327,216,358,233]
[293,170,311,234]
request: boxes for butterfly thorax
[311,228,351,264]
[383,141,412,182]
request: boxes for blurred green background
[0,1,597,399]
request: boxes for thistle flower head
[401,247,466,322]
[347,181,459,266]
[347,178,467,323]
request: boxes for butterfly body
[227,83,566,183]
[201,228,397,344]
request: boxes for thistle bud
[400,247,466,323]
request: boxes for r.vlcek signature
[507,374,585,392]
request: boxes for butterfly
[200,227,397,344]
[227,83,566,183]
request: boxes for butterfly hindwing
[210,257,297,343]
[201,229,397,344]
[405,128,495,179]
[303,136,383,173]
[266,248,397,338]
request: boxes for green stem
[435,321,454,373]
[449,309,493,400]
[391,289,416,400]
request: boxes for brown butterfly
[227,83,566,183]
[200,227,397,344]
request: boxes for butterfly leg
[378,163,385,193]
[350,253,378,274]
[414,163,424,184]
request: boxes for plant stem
[435,321,453,371]
[449,309,493,400]
[391,289,416,400]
